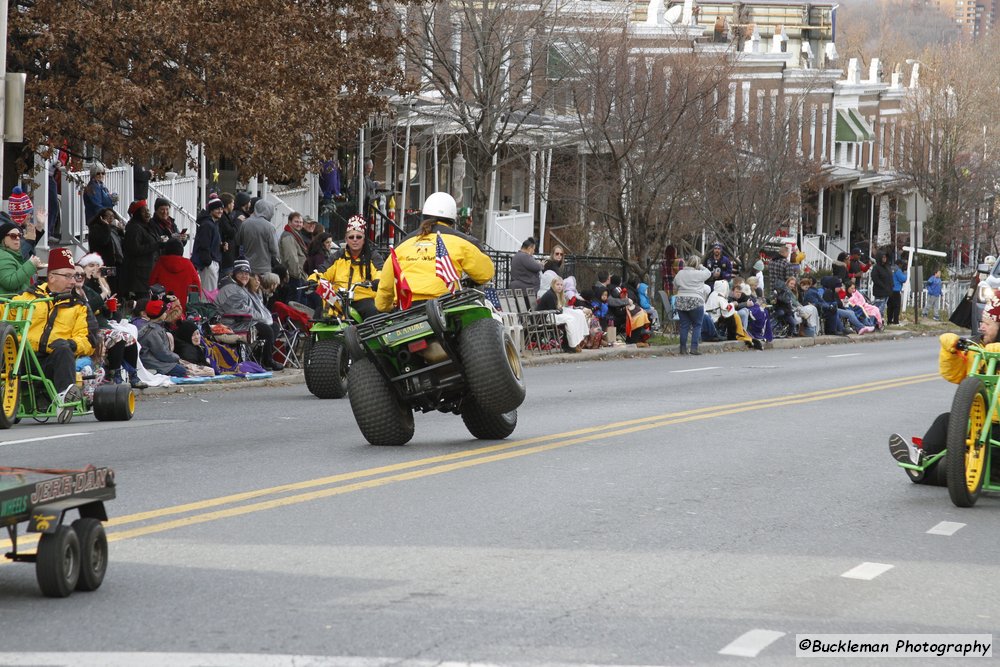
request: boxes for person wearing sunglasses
[542,244,568,278]
[0,214,44,294]
[10,247,94,408]
[319,215,383,320]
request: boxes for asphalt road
[1,336,998,666]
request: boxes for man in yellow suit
[375,192,494,312]
[12,247,94,407]
[889,295,1000,484]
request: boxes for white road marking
[670,366,720,374]
[927,521,966,536]
[0,432,90,448]
[827,353,863,358]
[0,655,665,667]
[718,629,786,657]
[841,562,894,580]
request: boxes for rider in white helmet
[375,192,494,312]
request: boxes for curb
[134,328,932,394]
[518,329,920,367]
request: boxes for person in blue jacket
[636,281,659,330]
[887,259,908,325]
[924,269,943,320]
[83,164,117,223]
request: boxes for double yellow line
[2,372,937,551]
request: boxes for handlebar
[956,337,976,352]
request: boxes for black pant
[887,292,902,324]
[918,412,952,486]
[255,322,276,366]
[353,298,379,321]
[37,343,76,393]
[106,342,139,374]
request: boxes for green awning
[835,109,875,142]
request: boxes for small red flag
[390,247,412,310]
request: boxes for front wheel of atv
[459,318,525,414]
[462,402,517,440]
[347,358,414,446]
[304,340,348,399]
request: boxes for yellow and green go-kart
[898,338,1000,507]
[0,296,135,429]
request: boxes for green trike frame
[0,296,135,428]
[897,339,999,507]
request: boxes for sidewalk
[137,326,938,395]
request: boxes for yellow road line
[1,372,938,553]
[103,373,936,543]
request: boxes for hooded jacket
[192,211,223,270]
[235,200,279,275]
[705,280,736,323]
[148,254,200,311]
[871,254,894,298]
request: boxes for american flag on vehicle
[435,231,461,293]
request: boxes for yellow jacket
[939,333,1000,384]
[375,223,494,312]
[11,287,94,357]
[321,249,383,303]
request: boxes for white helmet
[422,192,457,223]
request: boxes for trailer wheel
[36,525,81,598]
[93,385,134,421]
[72,518,108,592]
[0,324,19,429]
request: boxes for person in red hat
[12,247,94,412]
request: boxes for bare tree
[567,24,733,279]
[837,0,959,69]
[896,39,1000,253]
[402,0,578,239]
[695,86,827,271]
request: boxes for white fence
[60,166,133,249]
[149,176,199,256]
[487,210,533,252]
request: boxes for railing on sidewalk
[60,166,132,251]
[801,235,837,273]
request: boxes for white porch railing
[263,175,320,239]
[801,234,837,273]
[60,166,132,250]
[487,210,533,252]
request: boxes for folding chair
[272,302,311,369]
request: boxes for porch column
[528,150,538,249]
[816,187,825,236]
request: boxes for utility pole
[0,0,9,192]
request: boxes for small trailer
[1,465,116,597]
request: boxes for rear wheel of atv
[304,340,348,399]
[462,402,517,440]
[459,318,525,414]
[0,324,19,429]
[347,358,414,446]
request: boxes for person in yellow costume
[375,192,494,312]
[888,294,1000,484]
[320,215,383,320]
[11,247,94,407]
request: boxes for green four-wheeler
[0,297,135,428]
[344,289,525,446]
[896,338,999,507]
[302,279,371,399]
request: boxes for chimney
[645,0,665,26]
[868,58,881,83]
[847,57,861,84]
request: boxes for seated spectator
[137,299,187,377]
[799,276,839,335]
[745,275,763,299]
[773,276,819,336]
[636,281,659,330]
[543,244,568,277]
[535,275,589,352]
[173,320,216,377]
[563,276,585,308]
[536,269,561,302]
[215,260,283,371]
[12,248,94,408]
[149,238,201,312]
[0,215,43,294]
[607,275,629,331]
[705,280,752,345]
[819,276,866,334]
[590,285,611,331]
[845,281,881,332]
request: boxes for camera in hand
[100,266,117,276]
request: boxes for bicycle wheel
[946,377,991,507]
